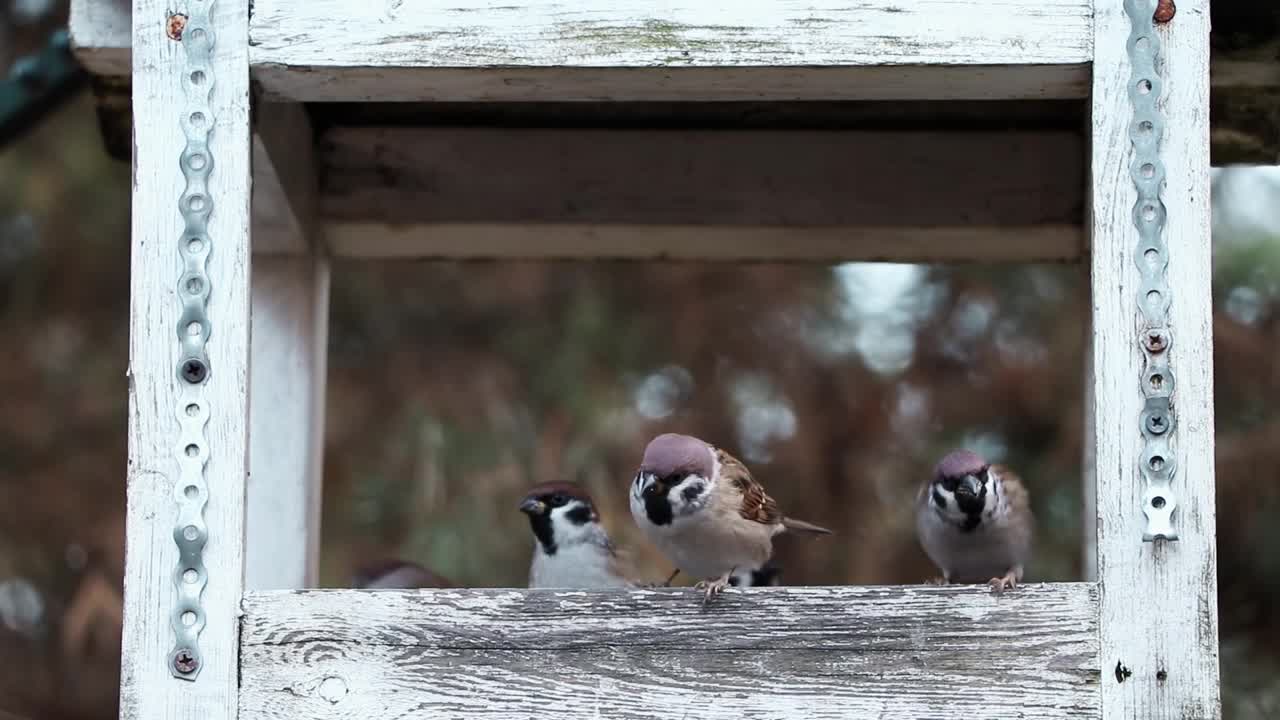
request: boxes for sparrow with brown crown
[915,449,1034,593]
[630,433,831,604]
[519,481,645,589]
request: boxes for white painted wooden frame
[123,0,249,717]
[1089,0,1220,716]
[74,0,1090,263]
[119,0,1220,718]
[247,0,1094,102]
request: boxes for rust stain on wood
[1153,0,1175,24]
[167,13,188,40]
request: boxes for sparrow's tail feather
[782,517,833,535]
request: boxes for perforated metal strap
[1124,0,1177,542]
[170,0,216,680]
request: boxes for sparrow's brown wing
[990,464,1035,562]
[991,464,1033,519]
[716,449,783,525]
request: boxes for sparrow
[519,481,638,589]
[915,449,1034,593]
[351,559,454,589]
[630,433,831,603]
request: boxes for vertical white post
[1081,327,1097,583]
[121,0,249,716]
[1091,1,1220,718]
[247,254,329,589]
[244,102,327,590]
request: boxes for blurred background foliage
[3,5,1280,719]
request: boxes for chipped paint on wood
[121,0,250,715]
[246,0,1093,101]
[240,584,1101,719]
[1089,0,1221,717]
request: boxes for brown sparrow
[351,559,454,589]
[629,433,831,603]
[915,449,1034,593]
[519,482,642,589]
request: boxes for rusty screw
[173,648,198,674]
[167,13,188,41]
[1143,330,1168,354]
[1153,0,1175,23]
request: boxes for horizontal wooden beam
[247,0,1092,102]
[318,127,1083,261]
[240,584,1102,719]
[323,223,1081,262]
[70,0,1279,161]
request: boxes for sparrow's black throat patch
[955,488,986,532]
[643,485,674,526]
[527,513,557,555]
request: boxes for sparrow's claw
[663,569,680,588]
[695,572,733,607]
[988,570,1019,594]
[924,576,949,586]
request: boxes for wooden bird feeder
[69,0,1222,717]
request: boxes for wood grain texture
[325,223,1083,262]
[122,0,250,716]
[1089,0,1220,717]
[248,0,1092,101]
[322,128,1083,227]
[320,127,1084,261]
[240,584,1101,719]
[247,256,329,590]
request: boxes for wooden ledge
[240,583,1101,719]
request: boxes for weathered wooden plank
[325,223,1082,262]
[319,127,1084,261]
[246,256,329,590]
[121,0,250,716]
[1089,1,1221,718]
[323,128,1083,226]
[248,0,1092,102]
[240,584,1101,719]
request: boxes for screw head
[1146,413,1168,435]
[1143,330,1169,353]
[167,13,188,40]
[173,648,198,674]
[180,359,207,384]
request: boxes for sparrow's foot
[988,569,1019,594]
[695,572,733,606]
[924,576,949,586]
[663,569,680,588]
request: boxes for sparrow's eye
[549,493,568,507]
[940,477,958,492]
[643,483,658,496]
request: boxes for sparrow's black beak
[957,474,981,498]
[519,497,546,515]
